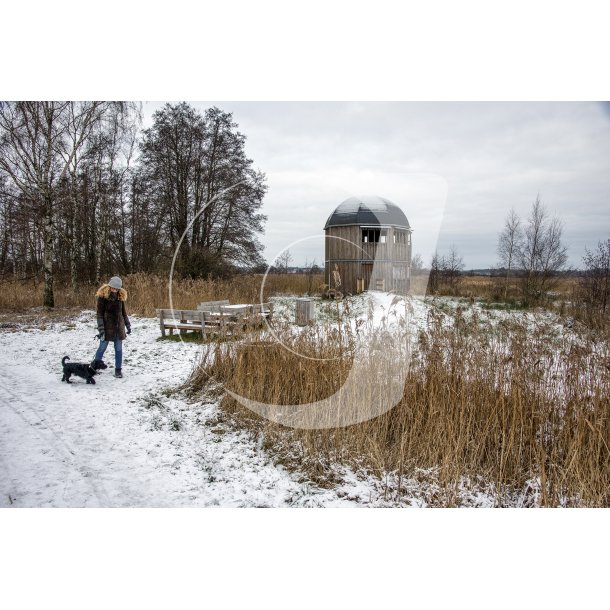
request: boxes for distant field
[424,274,580,302]
[458,274,579,299]
[0,272,582,316]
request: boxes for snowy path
[0,294,437,508]
[0,311,355,507]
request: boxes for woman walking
[91,276,131,378]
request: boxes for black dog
[61,356,98,384]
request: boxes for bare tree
[276,249,293,274]
[0,101,124,306]
[304,257,321,294]
[439,244,464,295]
[428,251,441,294]
[497,208,522,299]
[0,101,265,288]
[139,103,267,277]
[579,238,610,318]
[410,252,424,275]
[427,246,464,295]
[0,175,21,278]
[63,102,140,288]
[518,196,567,304]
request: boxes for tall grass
[426,274,579,303]
[1,272,582,317]
[186,300,610,506]
[0,272,325,316]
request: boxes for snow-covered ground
[6,292,572,508]
[0,313,337,507]
[0,293,433,508]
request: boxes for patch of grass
[481,299,527,311]
[157,330,252,345]
[156,332,207,344]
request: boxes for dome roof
[324,196,410,230]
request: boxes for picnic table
[157,301,273,337]
[203,303,273,325]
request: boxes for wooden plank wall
[325,225,412,294]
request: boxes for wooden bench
[197,300,230,311]
[157,303,274,337]
[207,304,274,328]
[157,308,236,337]
[199,301,274,322]
[157,309,208,337]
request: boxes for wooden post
[200,310,207,337]
[295,298,315,326]
[159,309,166,337]
[219,306,227,334]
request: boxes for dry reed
[186,300,610,507]
[0,272,325,315]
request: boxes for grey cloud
[143,101,610,268]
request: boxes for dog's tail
[62,356,70,365]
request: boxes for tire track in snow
[0,374,111,507]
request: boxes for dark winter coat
[96,284,130,341]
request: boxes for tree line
[0,102,267,306]
[423,196,609,318]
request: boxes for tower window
[362,229,387,243]
[362,229,380,243]
[394,231,407,245]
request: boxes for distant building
[324,196,412,294]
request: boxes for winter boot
[91,359,108,371]
[114,368,123,378]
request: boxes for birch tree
[0,101,124,306]
[518,197,567,304]
[497,208,522,299]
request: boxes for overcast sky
[143,102,610,269]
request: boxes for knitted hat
[108,276,122,289]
